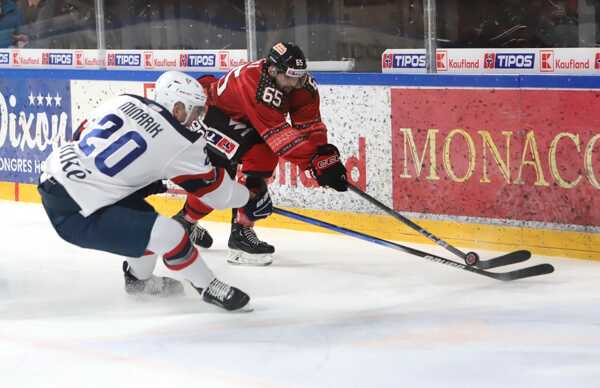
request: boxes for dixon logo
[108,53,141,66]
[0,79,72,182]
[485,52,534,69]
[43,53,73,65]
[393,54,426,68]
[180,53,216,67]
[0,52,9,65]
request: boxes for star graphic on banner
[28,93,36,105]
[36,93,44,105]
[45,93,53,106]
[53,93,62,107]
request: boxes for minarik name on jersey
[117,101,164,138]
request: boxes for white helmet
[154,71,207,124]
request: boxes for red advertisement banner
[391,88,600,226]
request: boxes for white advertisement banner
[0,49,248,72]
[382,48,600,74]
[74,50,104,68]
[105,49,248,71]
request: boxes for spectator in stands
[55,0,96,48]
[456,0,578,48]
[0,0,23,47]
[13,0,55,48]
[532,0,578,47]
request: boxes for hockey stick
[273,207,554,281]
[347,183,529,268]
[274,207,528,270]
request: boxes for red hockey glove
[310,144,348,192]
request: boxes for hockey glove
[310,144,348,192]
[242,176,273,221]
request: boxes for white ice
[0,200,599,388]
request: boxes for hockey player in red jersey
[172,42,348,266]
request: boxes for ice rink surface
[1,200,599,388]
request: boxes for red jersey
[204,59,327,170]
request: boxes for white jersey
[43,94,211,217]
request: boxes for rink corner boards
[2,181,598,262]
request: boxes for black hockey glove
[310,144,348,192]
[242,176,273,221]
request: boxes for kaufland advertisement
[382,48,600,74]
[0,49,248,71]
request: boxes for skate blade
[234,304,254,313]
[202,301,254,313]
[227,250,273,266]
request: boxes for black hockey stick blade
[477,250,531,269]
[421,254,553,282]
[489,263,555,281]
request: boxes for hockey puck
[465,252,479,266]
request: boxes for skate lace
[241,227,261,246]
[189,224,206,242]
[207,279,231,302]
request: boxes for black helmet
[267,42,308,78]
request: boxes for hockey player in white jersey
[38,71,252,311]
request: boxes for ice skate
[123,261,184,297]
[172,210,213,248]
[194,278,252,312]
[227,223,274,266]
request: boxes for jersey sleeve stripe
[292,118,321,130]
[262,123,292,141]
[274,134,310,157]
[293,122,327,139]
